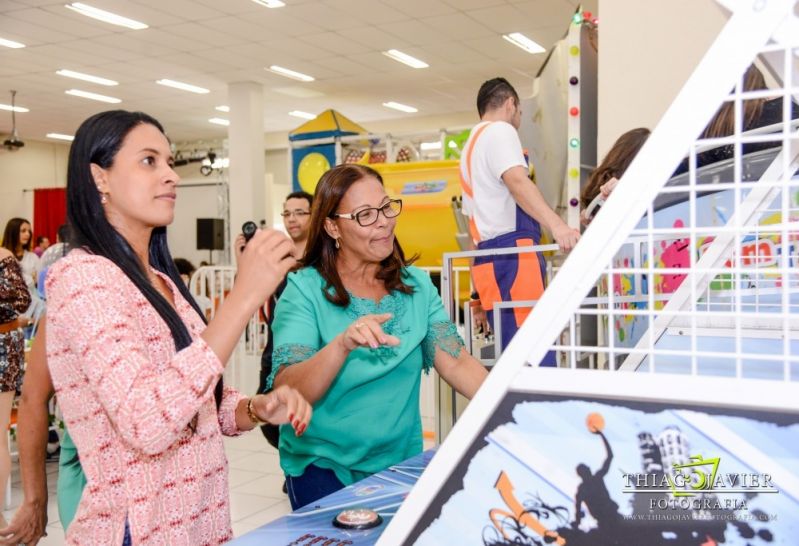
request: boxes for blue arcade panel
[229,451,434,546]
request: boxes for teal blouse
[267,265,464,485]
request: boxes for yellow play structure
[374,160,461,268]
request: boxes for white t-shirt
[18,250,40,293]
[460,121,527,241]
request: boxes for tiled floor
[2,431,292,545]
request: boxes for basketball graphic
[586,412,605,433]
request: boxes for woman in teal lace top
[269,164,488,509]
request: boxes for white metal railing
[436,244,561,441]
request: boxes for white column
[227,81,265,255]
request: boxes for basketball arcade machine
[382,1,799,545]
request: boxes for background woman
[2,217,40,298]
[269,164,488,509]
[579,128,650,226]
[45,110,310,545]
[0,244,31,529]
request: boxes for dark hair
[56,224,70,244]
[581,128,650,209]
[36,235,49,246]
[284,190,313,208]
[302,164,416,306]
[702,65,767,139]
[2,217,32,256]
[173,258,196,278]
[66,110,222,408]
[477,77,519,118]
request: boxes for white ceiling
[0,0,598,142]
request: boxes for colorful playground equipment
[289,111,468,268]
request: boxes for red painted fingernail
[288,413,294,421]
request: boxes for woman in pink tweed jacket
[45,110,311,546]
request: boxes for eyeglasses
[280,210,311,219]
[332,199,402,227]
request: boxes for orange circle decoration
[297,152,330,193]
[586,412,605,433]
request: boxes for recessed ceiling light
[267,65,314,82]
[288,110,316,120]
[56,69,118,86]
[156,79,210,94]
[383,101,418,113]
[252,0,285,7]
[65,3,148,30]
[382,49,429,69]
[209,118,230,126]
[502,32,545,54]
[65,89,121,104]
[215,105,230,112]
[0,103,29,113]
[47,133,75,141]
[0,37,25,49]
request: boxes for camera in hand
[242,221,258,245]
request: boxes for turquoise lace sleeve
[421,321,465,374]
[265,343,318,391]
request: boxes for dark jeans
[286,464,345,510]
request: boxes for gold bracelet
[246,397,267,426]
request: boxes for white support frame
[566,6,581,228]
[379,2,797,543]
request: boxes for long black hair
[66,110,222,408]
[2,217,32,256]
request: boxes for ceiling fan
[3,90,25,151]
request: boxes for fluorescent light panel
[156,79,209,94]
[56,69,118,86]
[47,133,75,141]
[0,37,25,49]
[267,65,314,82]
[0,104,29,113]
[65,89,121,104]
[383,101,417,113]
[215,105,230,112]
[502,32,545,54]
[382,49,428,69]
[420,141,441,151]
[209,118,230,126]
[288,110,316,120]
[252,0,285,7]
[65,3,148,30]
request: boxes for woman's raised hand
[252,385,312,436]
[235,228,296,304]
[599,176,620,198]
[340,313,401,351]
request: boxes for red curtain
[33,188,67,245]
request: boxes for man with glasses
[281,190,313,258]
[461,77,580,361]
